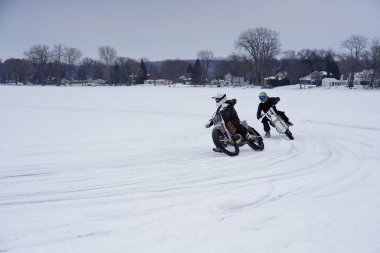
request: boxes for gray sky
[0,0,379,61]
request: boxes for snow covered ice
[1,85,380,253]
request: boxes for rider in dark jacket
[257,92,292,137]
[206,93,252,152]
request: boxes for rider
[205,93,252,152]
[256,92,293,138]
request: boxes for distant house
[178,74,192,85]
[144,79,155,85]
[263,71,290,87]
[224,73,248,86]
[300,71,327,86]
[144,79,173,85]
[301,70,349,87]
[210,79,223,86]
[155,79,173,85]
[351,69,380,87]
[299,75,311,84]
[208,73,249,86]
[232,76,246,86]
[321,78,347,87]
[276,71,287,80]
[323,69,378,87]
[263,76,276,87]
[301,69,380,87]
[354,69,373,85]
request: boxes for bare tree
[62,47,82,84]
[24,44,50,84]
[235,27,281,84]
[51,44,65,85]
[4,58,30,85]
[280,50,306,88]
[297,48,327,71]
[341,34,368,87]
[214,56,253,85]
[114,57,128,84]
[0,59,4,83]
[197,49,215,82]
[80,57,98,81]
[159,59,189,82]
[114,57,140,85]
[98,46,117,84]
[214,54,251,82]
[144,59,159,80]
[365,38,380,88]
[342,35,368,64]
[125,58,140,85]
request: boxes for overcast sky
[0,0,379,61]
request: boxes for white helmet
[212,93,227,107]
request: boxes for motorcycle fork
[221,123,233,140]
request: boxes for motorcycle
[261,106,294,140]
[208,113,264,156]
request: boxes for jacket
[217,99,240,122]
[257,97,280,119]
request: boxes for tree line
[1,27,379,88]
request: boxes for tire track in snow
[197,121,377,219]
[245,122,377,211]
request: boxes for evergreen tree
[137,59,148,84]
[325,52,340,80]
[191,59,202,85]
[113,63,120,85]
[186,64,193,74]
[331,61,340,80]
[77,65,87,85]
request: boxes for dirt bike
[208,113,264,156]
[261,106,294,140]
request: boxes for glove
[205,120,212,128]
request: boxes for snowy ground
[1,84,380,253]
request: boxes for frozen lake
[1,85,380,253]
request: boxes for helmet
[258,92,268,103]
[212,93,227,107]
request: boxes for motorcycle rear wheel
[212,128,239,156]
[247,127,264,151]
[248,139,265,151]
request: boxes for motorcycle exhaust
[233,134,243,145]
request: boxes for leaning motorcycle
[261,106,294,140]
[209,113,264,156]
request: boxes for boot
[265,131,271,138]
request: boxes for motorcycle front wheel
[212,128,239,156]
